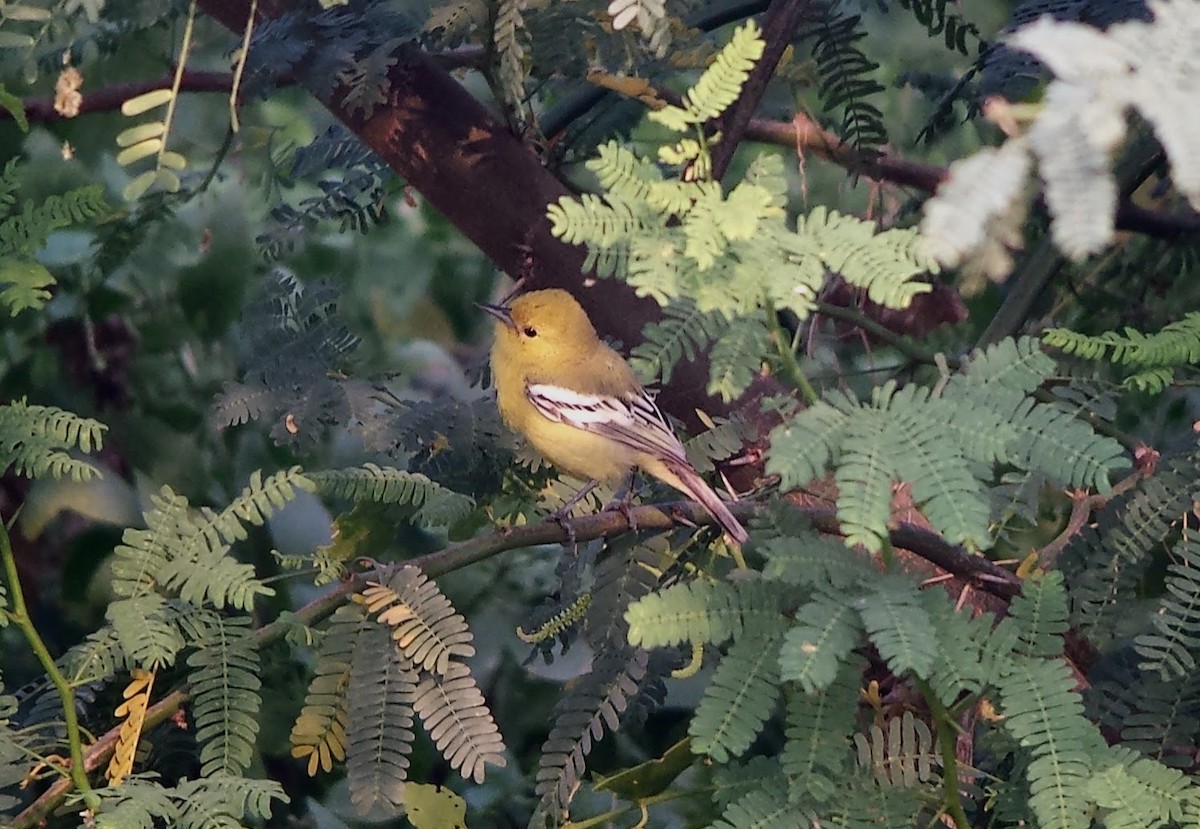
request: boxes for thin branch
[709,0,813,181]
[1037,469,1146,566]
[10,70,242,123]
[2,46,486,125]
[743,113,1200,240]
[1,524,95,808]
[813,299,1145,455]
[814,299,948,366]
[10,494,1022,828]
[917,677,971,829]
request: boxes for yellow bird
[481,288,749,547]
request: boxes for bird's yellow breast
[494,369,636,482]
[489,307,645,483]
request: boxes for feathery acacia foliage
[547,21,934,402]
[0,157,108,315]
[921,0,1200,274]
[767,337,1128,553]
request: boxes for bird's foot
[545,479,601,551]
[603,496,638,533]
[551,511,578,550]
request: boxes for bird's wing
[525,382,690,464]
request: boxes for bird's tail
[660,460,750,547]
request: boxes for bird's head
[479,289,599,360]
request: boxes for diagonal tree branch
[744,113,1200,238]
[709,0,813,181]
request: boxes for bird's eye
[523,326,538,338]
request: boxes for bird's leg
[603,472,640,533]
[547,479,601,548]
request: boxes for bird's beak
[477,302,517,331]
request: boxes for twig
[1,46,486,126]
[917,678,971,829]
[813,299,1144,454]
[744,113,1200,240]
[770,305,818,404]
[813,300,951,368]
[709,0,813,181]
[10,70,243,123]
[1,523,96,809]
[1037,469,1146,566]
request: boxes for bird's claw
[606,500,638,533]
[553,512,578,550]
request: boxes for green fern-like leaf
[1134,538,1200,679]
[649,21,765,131]
[109,488,190,600]
[0,257,54,315]
[832,407,897,553]
[1064,457,1195,640]
[0,162,108,313]
[793,207,932,308]
[882,385,990,550]
[819,777,926,829]
[630,301,729,385]
[998,574,1096,829]
[707,775,808,829]
[0,398,105,481]
[764,397,852,491]
[1008,570,1071,658]
[690,624,787,763]
[711,756,786,810]
[781,658,862,803]
[173,775,288,828]
[998,657,1094,829]
[759,529,875,590]
[857,574,938,679]
[345,620,418,815]
[588,140,665,199]
[106,594,185,670]
[922,595,1018,704]
[1087,747,1199,829]
[1046,313,1200,395]
[625,580,788,649]
[91,778,180,829]
[311,463,475,527]
[155,468,311,610]
[708,316,771,403]
[63,627,129,685]
[182,612,262,777]
[767,339,1128,556]
[0,185,107,252]
[779,589,863,692]
[968,336,1059,392]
